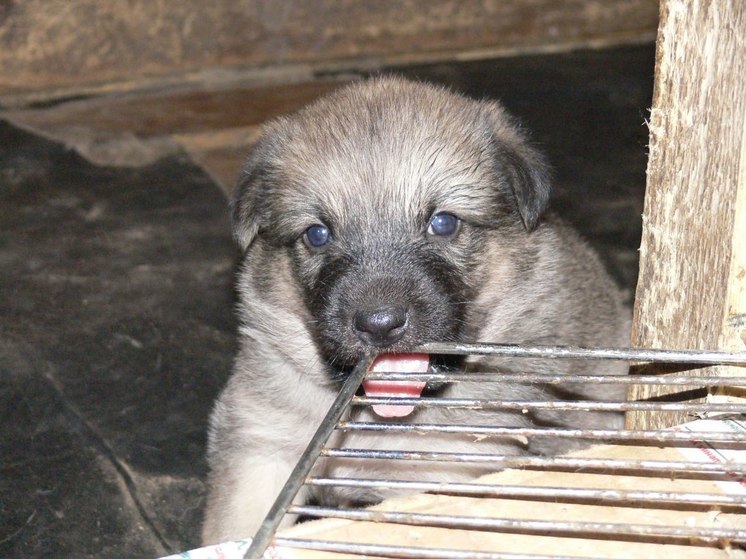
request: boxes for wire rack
[244,343,746,559]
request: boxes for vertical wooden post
[627,0,746,429]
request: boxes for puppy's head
[232,77,550,371]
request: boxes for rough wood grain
[0,0,658,103]
[627,0,746,429]
[278,437,744,559]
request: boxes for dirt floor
[0,44,654,558]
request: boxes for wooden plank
[627,0,746,429]
[0,80,343,137]
[275,426,745,559]
[0,79,344,176]
[0,0,658,103]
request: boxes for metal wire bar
[352,396,746,413]
[241,355,375,559]
[243,345,746,558]
[418,342,746,365]
[320,447,746,475]
[337,421,746,444]
[364,372,746,386]
[287,505,746,543]
[272,537,599,559]
[420,342,746,365]
[305,477,746,507]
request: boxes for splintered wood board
[628,0,746,429]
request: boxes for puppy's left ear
[483,102,551,231]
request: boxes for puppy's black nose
[354,306,408,347]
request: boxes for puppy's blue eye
[427,212,460,237]
[304,224,330,248]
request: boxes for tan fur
[202,77,631,544]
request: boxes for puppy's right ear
[481,101,552,232]
[230,135,275,252]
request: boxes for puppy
[202,77,630,544]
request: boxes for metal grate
[244,343,746,559]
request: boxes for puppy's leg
[202,453,306,545]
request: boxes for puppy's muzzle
[353,306,408,347]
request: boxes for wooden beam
[0,0,658,105]
[628,0,746,429]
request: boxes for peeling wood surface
[0,0,658,102]
[628,0,746,429]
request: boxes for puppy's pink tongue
[363,353,429,418]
